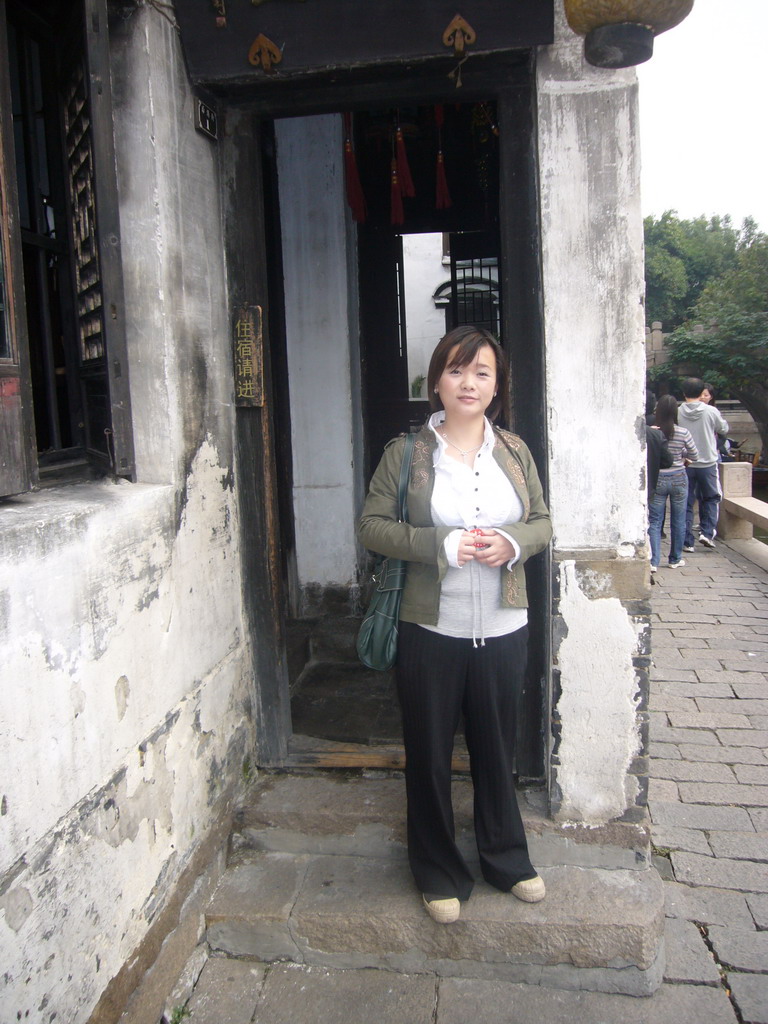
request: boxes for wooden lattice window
[64,58,105,364]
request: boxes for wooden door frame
[221,112,292,766]
[221,56,550,775]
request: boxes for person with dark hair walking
[679,378,729,549]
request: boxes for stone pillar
[718,462,754,539]
[537,8,649,826]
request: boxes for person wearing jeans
[648,395,698,570]
[678,378,729,549]
[649,470,690,569]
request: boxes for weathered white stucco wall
[0,11,253,1022]
[537,6,649,824]
[277,115,360,591]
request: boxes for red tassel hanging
[395,124,415,198]
[343,112,367,223]
[434,106,452,210]
[436,151,452,210]
[390,159,404,225]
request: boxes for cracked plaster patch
[555,561,642,824]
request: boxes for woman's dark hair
[427,325,510,426]
[654,394,679,441]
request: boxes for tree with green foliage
[643,212,751,330]
[659,233,768,461]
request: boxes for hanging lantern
[563,0,694,68]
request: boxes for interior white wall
[402,232,447,394]
[276,115,359,591]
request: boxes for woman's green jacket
[357,423,552,626]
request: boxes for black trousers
[396,621,534,902]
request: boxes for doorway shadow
[286,612,470,768]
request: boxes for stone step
[203,774,665,997]
[307,619,360,663]
[205,851,664,996]
[233,773,653,873]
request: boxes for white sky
[637,0,768,231]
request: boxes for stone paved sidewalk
[648,539,768,1024]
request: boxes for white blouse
[423,412,528,644]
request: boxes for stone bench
[718,462,768,539]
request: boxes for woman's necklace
[440,428,484,461]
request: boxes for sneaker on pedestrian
[511,875,546,903]
[667,560,686,568]
[683,545,695,553]
[650,565,657,574]
[422,894,460,923]
[699,534,716,548]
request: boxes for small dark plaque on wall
[233,305,264,407]
[195,98,219,140]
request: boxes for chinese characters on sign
[233,305,264,407]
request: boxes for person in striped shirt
[648,395,698,571]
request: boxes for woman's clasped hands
[456,529,515,568]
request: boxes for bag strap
[397,433,416,523]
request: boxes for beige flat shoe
[422,894,461,923]
[511,875,546,903]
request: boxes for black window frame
[0,0,134,497]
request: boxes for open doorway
[268,95,548,778]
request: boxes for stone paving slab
[698,699,768,716]
[651,759,736,783]
[716,730,768,747]
[436,976,738,1024]
[671,850,768,892]
[662,881,755,928]
[677,743,768,765]
[649,779,680,802]
[253,965,437,1024]
[650,801,754,831]
[649,723,721,745]
[650,741,682,759]
[728,973,768,1024]
[657,680,735,697]
[650,694,697,712]
[707,926,768,973]
[184,958,266,1024]
[708,831,768,861]
[662,918,721,985]
[677,782,768,805]
[747,893,768,929]
[668,712,752,730]
[722,658,768,672]
[734,682,768,698]
[697,670,766,685]
[651,826,712,855]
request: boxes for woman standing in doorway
[358,325,552,924]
